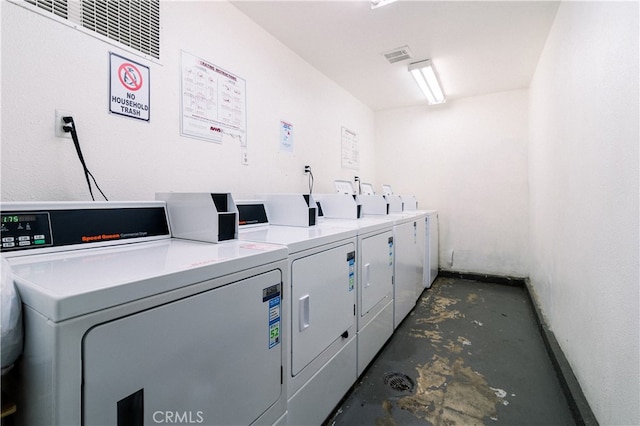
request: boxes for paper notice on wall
[280,121,294,152]
[180,51,247,144]
[341,127,359,170]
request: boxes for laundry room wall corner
[374,89,530,278]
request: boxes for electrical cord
[305,165,314,194]
[62,117,109,201]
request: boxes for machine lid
[5,238,287,322]
[320,216,394,235]
[239,224,357,254]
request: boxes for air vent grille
[383,46,413,64]
[22,0,160,59]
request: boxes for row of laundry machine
[0,186,437,426]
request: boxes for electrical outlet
[241,147,249,165]
[55,109,72,138]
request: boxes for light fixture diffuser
[408,60,445,105]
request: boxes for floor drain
[383,372,415,393]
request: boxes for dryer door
[291,242,356,376]
[393,220,423,328]
[82,270,283,426]
[360,230,394,318]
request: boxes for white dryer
[425,210,439,287]
[237,201,358,426]
[357,196,425,328]
[377,185,433,318]
[322,216,394,377]
[389,211,425,329]
[323,182,425,331]
[404,208,439,294]
[1,201,288,426]
[315,194,395,376]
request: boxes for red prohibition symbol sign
[118,63,143,91]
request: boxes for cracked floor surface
[327,277,575,426]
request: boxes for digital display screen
[2,214,37,223]
[1,212,52,252]
[1,207,169,252]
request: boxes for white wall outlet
[241,147,249,165]
[55,109,72,138]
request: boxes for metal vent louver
[22,0,160,59]
[383,46,413,64]
[24,0,67,18]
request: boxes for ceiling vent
[383,46,413,64]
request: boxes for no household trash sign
[109,53,150,121]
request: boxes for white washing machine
[1,201,288,426]
[236,200,358,426]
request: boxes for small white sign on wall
[109,53,150,121]
[341,127,359,170]
[280,121,294,152]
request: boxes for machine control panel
[1,212,53,250]
[0,205,170,254]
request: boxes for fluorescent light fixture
[371,0,398,9]
[408,59,446,105]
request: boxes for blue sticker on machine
[268,296,281,349]
[347,251,355,292]
[263,284,281,349]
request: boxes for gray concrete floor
[327,277,575,426]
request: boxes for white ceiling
[231,0,560,111]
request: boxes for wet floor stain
[444,340,463,354]
[396,355,508,425]
[417,295,465,325]
[467,293,480,304]
[408,329,444,343]
[410,289,468,350]
[329,277,574,426]
[378,281,510,425]
[375,400,397,426]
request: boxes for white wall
[3,1,639,422]
[529,2,639,424]
[375,90,530,277]
[0,0,375,202]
